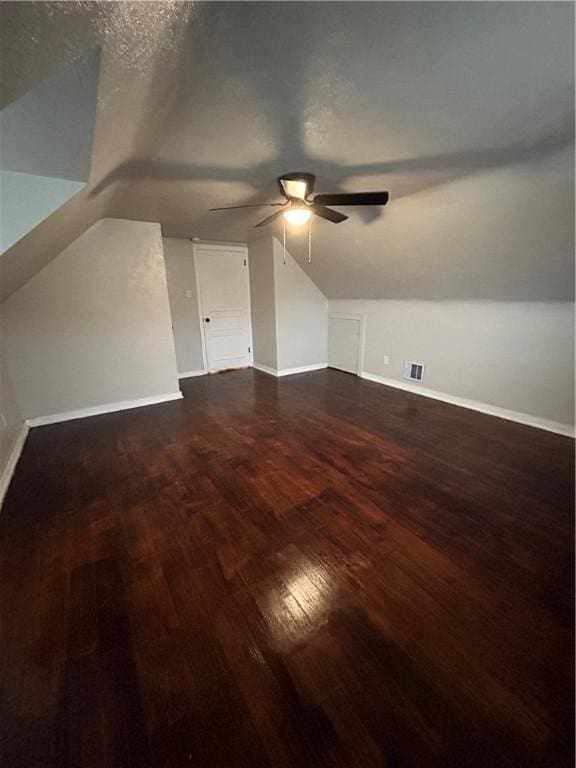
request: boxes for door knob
[204,317,211,323]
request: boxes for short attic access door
[193,242,253,373]
[328,314,366,375]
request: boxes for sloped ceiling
[0,1,573,301]
[1,50,100,253]
[0,49,100,182]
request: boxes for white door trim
[193,247,209,372]
[192,242,253,372]
[328,313,367,375]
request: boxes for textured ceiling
[0,1,574,300]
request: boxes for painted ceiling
[0,1,574,300]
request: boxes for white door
[328,315,365,374]
[194,245,252,372]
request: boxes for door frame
[192,241,253,373]
[328,313,367,376]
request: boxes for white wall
[248,236,278,370]
[272,238,328,371]
[163,238,205,375]
[330,299,575,430]
[1,218,180,420]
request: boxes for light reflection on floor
[259,553,336,652]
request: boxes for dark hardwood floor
[0,368,573,768]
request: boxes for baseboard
[278,363,328,377]
[253,363,327,378]
[360,371,575,437]
[178,369,207,379]
[0,421,30,509]
[253,363,278,376]
[26,391,183,427]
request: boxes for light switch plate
[185,289,192,298]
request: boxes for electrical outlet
[0,412,6,430]
[383,355,390,366]
[185,289,192,298]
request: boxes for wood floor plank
[0,368,573,767]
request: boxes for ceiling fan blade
[312,191,389,206]
[254,209,286,228]
[209,202,285,211]
[309,205,348,224]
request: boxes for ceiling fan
[209,172,389,228]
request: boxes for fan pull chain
[283,215,287,265]
[308,216,312,264]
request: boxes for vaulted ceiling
[1,1,574,300]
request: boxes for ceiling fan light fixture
[284,207,311,226]
[278,173,315,200]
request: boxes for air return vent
[403,361,425,382]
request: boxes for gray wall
[248,237,278,370]
[0,324,23,475]
[1,218,180,419]
[248,236,328,372]
[330,299,575,427]
[272,238,328,371]
[163,238,205,375]
[166,234,326,377]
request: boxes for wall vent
[403,361,425,382]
